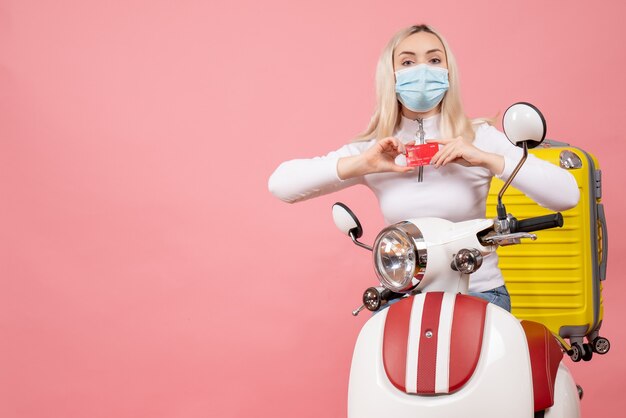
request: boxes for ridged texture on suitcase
[486,145,605,340]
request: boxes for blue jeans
[469,285,511,312]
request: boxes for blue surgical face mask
[395,64,449,112]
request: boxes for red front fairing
[382,292,488,395]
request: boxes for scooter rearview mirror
[332,202,372,251]
[503,102,546,149]
[496,102,547,222]
[332,202,363,238]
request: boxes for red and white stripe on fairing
[383,292,488,395]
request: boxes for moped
[332,103,582,418]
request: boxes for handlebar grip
[513,213,564,233]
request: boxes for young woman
[268,24,579,311]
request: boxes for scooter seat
[520,320,564,412]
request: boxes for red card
[405,143,439,167]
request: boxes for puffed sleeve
[474,124,580,211]
[267,141,371,204]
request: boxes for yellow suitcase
[486,140,609,362]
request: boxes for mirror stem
[350,231,373,251]
[497,142,529,220]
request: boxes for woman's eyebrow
[397,49,443,56]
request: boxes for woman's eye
[402,60,414,66]
[429,58,441,64]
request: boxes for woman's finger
[387,137,404,152]
[380,137,399,152]
[427,138,448,145]
[390,164,415,173]
[442,150,462,166]
[432,143,455,166]
[388,138,407,155]
[442,145,465,167]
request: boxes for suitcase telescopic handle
[512,213,564,233]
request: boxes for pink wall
[2,0,625,417]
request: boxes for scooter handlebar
[511,213,564,233]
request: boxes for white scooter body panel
[545,364,581,418]
[348,295,535,418]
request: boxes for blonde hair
[356,25,487,141]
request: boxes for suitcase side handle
[598,203,608,281]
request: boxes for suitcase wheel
[582,343,593,361]
[569,343,583,362]
[592,337,611,355]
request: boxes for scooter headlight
[373,222,427,292]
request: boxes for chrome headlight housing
[372,221,427,292]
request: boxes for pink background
[2,0,625,417]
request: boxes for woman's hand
[429,136,504,175]
[337,137,414,180]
